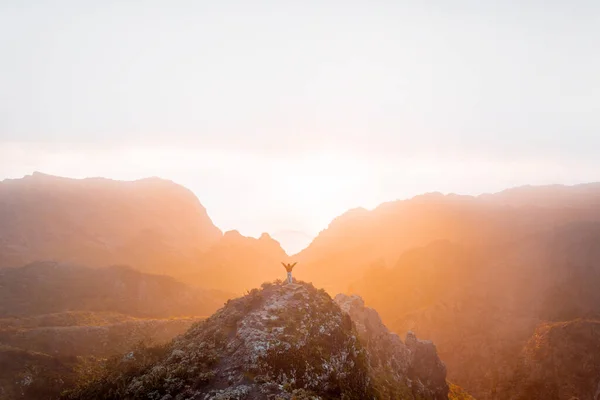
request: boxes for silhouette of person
[281,262,297,284]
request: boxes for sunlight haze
[1,0,599,253]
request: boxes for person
[281,262,297,284]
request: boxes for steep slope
[65,281,449,400]
[295,184,600,294]
[0,262,224,318]
[334,294,448,400]
[500,320,600,400]
[0,172,222,275]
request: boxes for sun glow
[1,142,598,253]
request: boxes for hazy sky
[1,1,599,253]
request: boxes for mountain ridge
[4,172,600,259]
[64,281,451,400]
[0,173,290,293]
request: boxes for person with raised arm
[281,262,297,284]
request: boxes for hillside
[0,345,77,400]
[65,281,450,400]
[0,316,202,399]
[0,172,222,275]
[0,262,225,318]
[500,319,600,400]
[0,314,201,358]
[295,184,600,294]
[3,175,600,399]
[0,263,216,400]
[0,173,291,292]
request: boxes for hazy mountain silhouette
[0,173,290,293]
[480,182,600,208]
[0,172,222,275]
[3,173,600,399]
[189,231,289,294]
[295,184,600,294]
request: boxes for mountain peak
[258,232,272,241]
[0,172,223,271]
[223,229,244,238]
[68,281,448,400]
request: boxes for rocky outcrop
[67,282,449,400]
[335,294,449,400]
[405,332,448,400]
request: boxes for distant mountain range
[299,185,600,399]
[295,183,600,293]
[0,172,221,273]
[2,172,600,399]
[0,172,290,293]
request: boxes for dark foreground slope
[0,314,201,358]
[66,281,449,400]
[0,262,224,318]
[0,345,77,400]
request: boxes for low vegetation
[64,281,450,400]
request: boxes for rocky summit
[66,281,449,400]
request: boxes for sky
[1,1,599,253]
